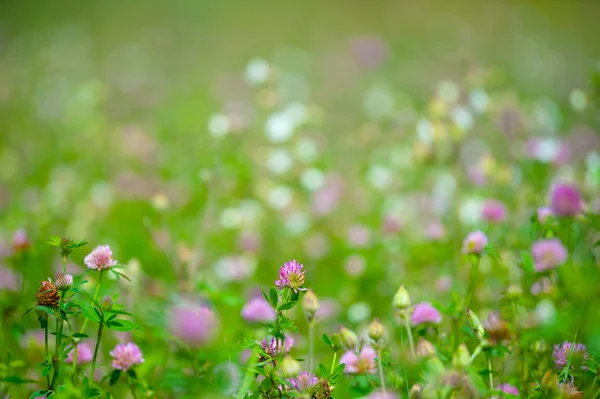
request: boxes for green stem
[79,270,103,335]
[403,313,416,357]
[592,383,600,399]
[49,292,66,390]
[44,324,49,387]
[72,344,78,380]
[330,352,338,375]
[129,376,138,399]
[377,347,386,393]
[487,353,494,391]
[90,320,104,381]
[308,321,315,372]
[469,343,484,364]
[464,256,481,311]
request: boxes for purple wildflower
[550,183,583,216]
[553,342,588,371]
[170,304,219,347]
[66,342,94,364]
[497,383,519,395]
[275,260,305,291]
[12,228,30,252]
[531,238,567,272]
[410,302,442,326]
[241,298,276,323]
[462,231,488,254]
[481,199,507,223]
[259,335,295,363]
[110,342,144,371]
[84,245,117,271]
[290,371,318,392]
[339,346,377,374]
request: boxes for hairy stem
[44,324,49,387]
[487,353,494,391]
[403,313,416,357]
[330,352,338,374]
[90,320,104,381]
[49,292,66,390]
[464,256,481,311]
[377,347,386,393]
[308,321,315,372]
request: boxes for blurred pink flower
[347,225,371,248]
[481,199,507,223]
[0,267,18,291]
[350,35,389,70]
[241,298,276,323]
[427,222,446,240]
[66,343,94,365]
[170,304,219,347]
[311,174,343,216]
[435,276,453,293]
[369,391,399,399]
[12,228,30,252]
[237,231,261,253]
[110,342,144,371]
[462,231,487,254]
[84,245,117,271]
[532,238,567,272]
[382,213,402,235]
[497,383,519,395]
[410,302,442,326]
[344,255,366,277]
[340,346,377,374]
[550,183,583,217]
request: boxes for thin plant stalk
[329,352,338,374]
[90,317,104,380]
[237,349,257,397]
[49,292,66,390]
[377,347,386,393]
[464,256,481,311]
[44,324,50,387]
[402,312,416,357]
[308,321,315,372]
[79,270,104,335]
[487,353,494,391]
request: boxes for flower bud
[505,284,523,300]
[541,370,558,390]
[100,296,113,311]
[466,308,485,341]
[452,344,470,368]
[330,333,342,352]
[416,338,436,358]
[393,285,410,310]
[339,326,359,350]
[302,290,320,321]
[279,356,301,378]
[368,319,385,342]
[54,273,73,291]
[36,280,60,309]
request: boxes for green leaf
[34,305,55,316]
[30,390,50,398]
[318,363,328,378]
[72,333,89,338]
[109,369,121,385]
[321,334,332,346]
[106,319,142,332]
[277,301,297,311]
[520,251,534,273]
[72,300,101,323]
[269,287,278,308]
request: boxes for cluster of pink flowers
[110,342,144,372]
[84,245,117,271]
[340,346,377,374]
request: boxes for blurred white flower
[347,302,371,324]
[300,168,325,191]
[295,138,319,163]
[268,186,293,209]
[535,299,557,326]
[363,85,394,119]
[569,89,587,112]
[209,113,230,139]
[245,58,270,85]
[416,119,434,145]
[452,107,473,131]
[438,80,459,104]
[266,148,294,175]
[469,89,488,113]
[459,198,484,225]
[367,165,393,190]
[285,211,311,235]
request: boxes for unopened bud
[54,273,73,291]
[368,319,385,342]
[279,356,301,378]
[452,344,470,368]
[416,338,436,358]
[393,286,411,310]
[100,296,113,311]
[330,333,342,352]
[466,308,485,341]
[302,290,320,321]
[505,284,523,300]
[339,326,359,350]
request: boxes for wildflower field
[1,1,600,398]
